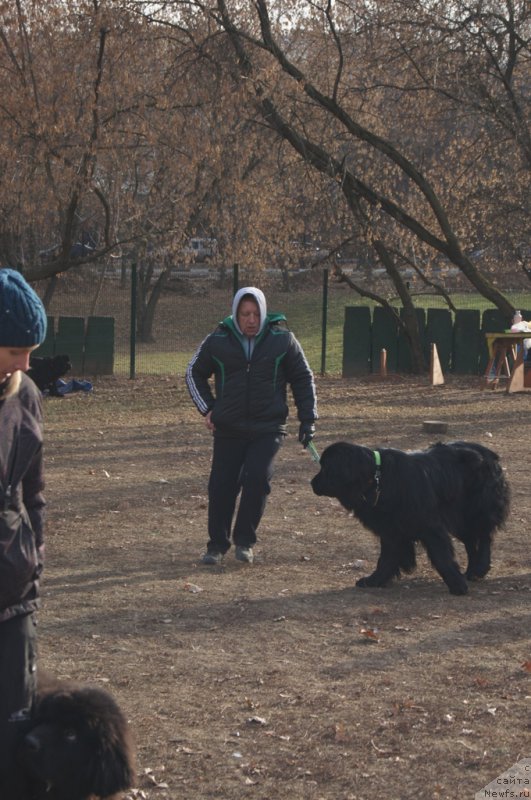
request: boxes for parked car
[182,237,218,263]
[39,232,97,262]
[288,241,330,268]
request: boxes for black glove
[298,421,315,448]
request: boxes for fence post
[129,263,137,380]
[320,268,328,375]
[233,263,239,295]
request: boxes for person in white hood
[186,287,317,564]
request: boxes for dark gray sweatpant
[207,433,283,553]
[0,613,37,781]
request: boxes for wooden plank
[507,348,525,393]
[55,316,85,373]
[426,308,453,372]
[372,306,399,373]
[453,309,481,374]
[342,306,371,376]
[398,307,426,372]
[84,316,115,375]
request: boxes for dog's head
[27,355,71,391]
[49,354,72,378]
[20,684,135,800]
[311,442,377,509]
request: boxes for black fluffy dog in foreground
[311,441,510,595]
[13,678,135,800]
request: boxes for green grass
[114,351,196,376]
[112,288,531,377]
[407,291,531,312]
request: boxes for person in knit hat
[0,268,47,793]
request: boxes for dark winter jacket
[0,372,45,621]
[186,313,317,438]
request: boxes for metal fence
[34,264,530,377]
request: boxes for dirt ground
[38,374,530,800]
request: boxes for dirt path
[39,375,530,800]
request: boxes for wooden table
[484,332,531,393]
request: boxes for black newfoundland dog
[27,355,71,396]
[12,678,135,800]
[311,440,510,595]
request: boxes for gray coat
[0,373,45,621]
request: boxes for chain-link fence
[35,264,530,377]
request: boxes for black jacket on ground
[186,313,317,438]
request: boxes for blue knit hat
[0,268,47,347]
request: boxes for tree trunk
[215,2,515,319]
[136,265,171,343]
[42,275,58,309]
[373,240,425,373]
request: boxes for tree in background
[373,0,530,285]
[140,0,527,370]
[1,1,528,363]
[0,1,317,339]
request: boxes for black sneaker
[201,551,224,565]
[235,546,254,564]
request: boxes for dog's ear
[54,354,71,373]
[331,444,377,498]
[330,444,373,481]
[349,446,376,482]
[91,718,135,797]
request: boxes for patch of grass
[53,272,528,377]
[117,289,531,376]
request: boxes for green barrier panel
[426,308,453,372]
[32,315,55,358]
[479,308,510,373]
[342,306,371,376]
[372,306,399,372]
[398,308,426,372]
[55,316,85,373]
[453,309,481,374]
[84,316,114,375]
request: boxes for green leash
[306,440,321,463]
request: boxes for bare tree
[0,2,223,284]
[131,0,527,370]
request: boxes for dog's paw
[356,575,386,588]
[448,579,469,595]
[465,571,485,582]
[466,565,490,581]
